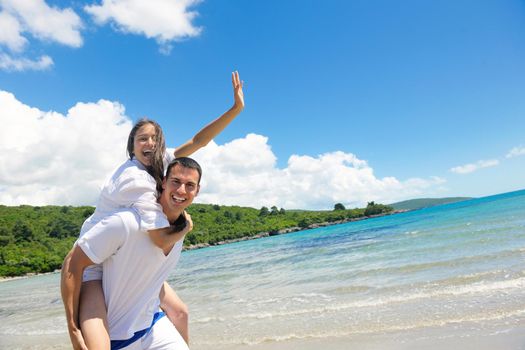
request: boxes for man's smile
[171,195,186,203]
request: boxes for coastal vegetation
[0,202,393,277]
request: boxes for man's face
[159,164,200,218]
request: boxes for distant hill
[389,197,472,211]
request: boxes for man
[61,157,201,350]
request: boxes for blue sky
[0,0,524,209]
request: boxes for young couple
[61,72,244,349]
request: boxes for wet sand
[2,306,524,350]
[196,323,525,350]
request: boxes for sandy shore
[5,323,523,350]
[196,323,525,350]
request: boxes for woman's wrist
[170,214,187,233]
[231,103,243,113]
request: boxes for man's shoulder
[100,209,141,234]
[114,209,141,230]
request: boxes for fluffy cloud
[191,135,446,209]
[0,0,83,71]
[0,90,132,205]
[506,146,525,159]
[0,10,27,52]
[0,53,52,71]
[0,0,204,70]
[1,91,446,209]
[450,159,499,175]
[85,0,202,53]
[1,0,83,47]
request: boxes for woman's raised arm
[174,71,245,157]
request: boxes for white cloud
[85,0,202,53]
[0,91,447,209]
[0,90,132,205]
[0,0,83,71]
[0,0,204,70]
[0,10,27,52]
[506,146,525,159]
[191,135,446,209]
[0,0,83,47]
[0,53,53,71]
[450,159,499,175]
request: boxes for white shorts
[122,316,188,350]
[83,264,103,282]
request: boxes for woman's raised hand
[232,71,244,111]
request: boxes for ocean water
[1,190,524,349]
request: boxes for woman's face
[133,123,157,167]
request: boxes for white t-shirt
[77,209,183,341]
[81,149,176,235]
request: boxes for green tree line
[0,202,393,277]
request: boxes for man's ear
[195,184,200,196]
[161,178,166,190]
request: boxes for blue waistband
[110,311,165,350]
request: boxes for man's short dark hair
[165,157,202,184]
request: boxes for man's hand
[68,327,88,350]
[179,211,193,236]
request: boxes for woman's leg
[79,280,110,350]
[159,282,189,345]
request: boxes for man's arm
[174,71,244,157]
[60,246,96,350]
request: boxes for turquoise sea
[1,190,524,349]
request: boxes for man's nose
[176,184,187,194]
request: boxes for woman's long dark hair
[127,118,166,195]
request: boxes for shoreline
[0,270,60,283]
[183,210,407,251]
